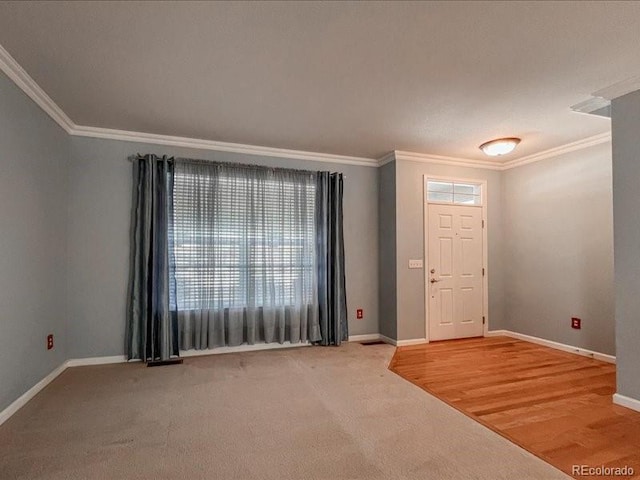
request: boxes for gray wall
[612,90,640,401]
[378,161,397,340]
[0,71,69,411]
[503,142,614,355]
[67,137,379,359]
[0,62,620,411]
[394,159,504,341]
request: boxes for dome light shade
[479,137,521,156]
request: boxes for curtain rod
[127,154,346,178]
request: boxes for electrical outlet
[571,317,581,329]
[47,334,54,350]
[356,309,363,319]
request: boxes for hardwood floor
[389,336,640,479]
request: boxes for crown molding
[0,43,74,133]
[392,150,504,170]
[570,96,611,117]
[69,125,378,167]
[0,42,377,168]
[593,75,640,101]
[377,152,396,167]
[0,40,612,171]
[388,132,611,172]
[501,132,611,170]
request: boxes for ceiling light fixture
[479,137,521,157]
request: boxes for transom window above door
[426,180,482,205]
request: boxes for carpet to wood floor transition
[389,336,640,480]
[0,342,568,480]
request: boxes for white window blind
[170,163,316,311]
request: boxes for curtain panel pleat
[315,172,348,346]
[179,304,318,349]
[171,160,322,349]
[126,154,179,361]
[127,155,347,353]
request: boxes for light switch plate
[408,259,423,269]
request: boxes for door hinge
[482,219,485,228]
[482,316,486,325]
[482,267,485,276]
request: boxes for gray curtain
[316,172,348,346]
[126,154,179,361]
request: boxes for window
[170,165,316,311]
[426,180,482,205]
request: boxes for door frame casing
[423,175,489,342]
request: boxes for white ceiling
[0,1,638,162]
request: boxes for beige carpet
[0,343,569,480]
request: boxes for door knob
[430,278,440,284]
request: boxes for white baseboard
[487,329,616,364]
[180,341,310,357]
[613,393,640,412]
[379,334,397,346]
[0,361,67,427]
[67,342,311,364]
[348,334,382,343]
[0,342,313,427]
[371,335,428,347]
[0,356,133,427]
[348,333,398,346]
[66,355,129,367]
[397,338,428,347]
[4,331,620,428]
[485,330,507,336]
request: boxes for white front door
[428,204,484,341]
